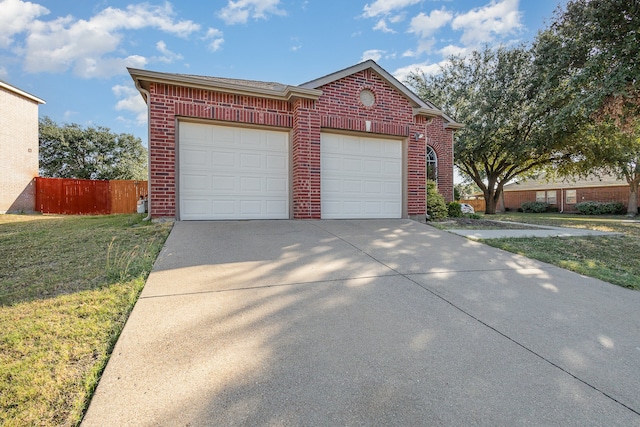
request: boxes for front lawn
[481,213,640,290]
[0,214,172,426]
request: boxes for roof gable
[299,60,462,128]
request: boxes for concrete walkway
[82,220,640,426]
[447,221,623,239]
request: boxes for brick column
[148,83,177,218]
[292,98,321,219]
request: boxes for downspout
[560,188,564,213]
[135,81,152,221]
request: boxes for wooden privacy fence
[459,197,486,213]
[35,177,148,215]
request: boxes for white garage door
[179,122,289,220]
[321,133,402,219]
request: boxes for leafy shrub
[575,201,625,215]
[448,202,463,218]
[426,180,448,220]
[467,213,481,219]
[521,201,550,213]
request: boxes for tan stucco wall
[0,86,40,213]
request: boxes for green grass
[482,213,640,290]
[0,214,172,426]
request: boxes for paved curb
[446,221,623,240]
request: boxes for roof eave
[128,68,322,102]
[0,81,45,104]
[444,122,465,130]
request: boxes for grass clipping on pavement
[0,214,172,426]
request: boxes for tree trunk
[628,180,639,216]
[484,189,498,214]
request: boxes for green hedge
[575,201,625,215]
[521,201,550,213]
[448,202,463,218]
[426,180,448,220]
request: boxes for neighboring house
[0,81,45,214]
[129,60,462,221]
[502,175,629,213]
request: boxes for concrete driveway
[82,220,640,426]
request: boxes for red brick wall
[148,82,293,218]
[313,69,454,214]
[426,116,454,202]
[503,186,629,212]
[146,69,455,219]
[292,98,321,219]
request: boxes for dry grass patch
[0,214,172,426]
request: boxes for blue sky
[0,0,566,145]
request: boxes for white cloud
[439,44,471,58]
[361,49,385,62]
[362,0,421,18]
[63,110,78,121]
[0,65,7,79]
[452,0,523,46]
[218,0,286,25]
[408,8,453,39]
[389,14,405,24]
[113,84,147,126]
[204,28,224,52]
[156,40,183,63]
[373,19,395,33]
[393,61,444,83]
[0,0,49,49]
[21,3,198,78]
[289,36,301,52]
[402,49,417,58]
[75,55,147,79]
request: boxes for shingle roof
[174,74,288,92]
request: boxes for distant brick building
[502,175,629,213]
[0,81,45,213]
[129,60,462,221]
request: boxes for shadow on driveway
[82,220,640,426]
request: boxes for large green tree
[535,0,640,214]
[407,46,565,214]
[39,117,147,180]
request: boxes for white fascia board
[0,81,45,104]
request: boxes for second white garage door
[179,122,289,220]
[321,133,402,219]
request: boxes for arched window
[426,146,437,183]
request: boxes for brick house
[129,60,461,220]
[502,175,630,213]
[0,81,45,214]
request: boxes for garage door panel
[209,175,235,192]
[364,181,382,194]
[240,177,262,192]
[181,199,209,216]
[364,160,382,173]
[181,174,208,191]
[344,180,362,193]
[266,177,287,192]
[266,155,286,170]
[182,149,209,167]
[321,133,401,219]
[179,122,289,220]
[212,151,236,168]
